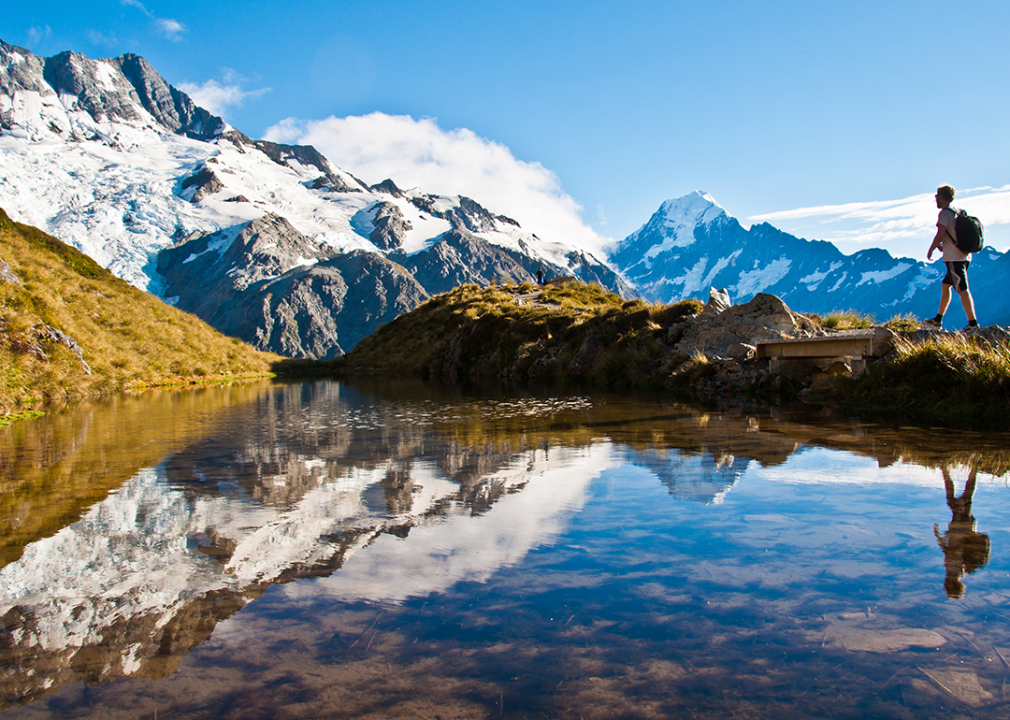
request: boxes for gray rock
[369,202,412,251]
[726,342,756,361]
[674,292,820,359]
[37,323,91,375]
[180,167,223,203]
[568,335,600,377]
[705,287,732,315]
[0,257,22,285]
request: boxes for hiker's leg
[937,283,952,316]
[958,289,977,323]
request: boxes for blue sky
[4,0,1010,260]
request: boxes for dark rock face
[0,40,224,139]
[113,54,223,140]
[0,43,50,129]
[180,167,223,202]
[401,229,541,295]
[369,202,411,251]
[156,210,636,358]
[157,216,429,358]
[447,197,499,233]
[369,178,403,197]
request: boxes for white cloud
[263,112,615,260]
[750,186,1010,260]
[177,72,270,118]
[156,18,186,41]
[121,0,186,41]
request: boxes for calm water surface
[2,379,1010,719]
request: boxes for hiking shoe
[923,317,943,329]
[963,321,980,332]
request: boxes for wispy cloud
[121,0,186,41]
[750,186,1010,259]
[263,112,615,260]
[177,70,270,118]
[26,25,52,47]
[85,29,119,47]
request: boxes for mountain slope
[611,192,1010,327]
[0,40,632,359]
[0,209,281,414]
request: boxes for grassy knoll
[0,208,282,418]
[846,332,1010,428]
[332,281,1010,428]
[331,281,703,389]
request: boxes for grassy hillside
[0,208,282,417]
[331,281,703,387]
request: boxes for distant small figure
[934,466,990,599]
[925,185,979,331]
[536,266,545,285]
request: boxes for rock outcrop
[669,291,821,359]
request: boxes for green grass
[847,333,1010,428]
[0,208,283,415]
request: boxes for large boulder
[673,291,820,358]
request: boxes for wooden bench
[756,328,894,378]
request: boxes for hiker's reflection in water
[934,467,990,598]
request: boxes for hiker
[536,266,545,285]
[925,185,979,330]
[934,466,990,599]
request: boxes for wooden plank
[757,336,875,359]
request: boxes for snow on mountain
[611,191,1010,326]
[0,40,631,357]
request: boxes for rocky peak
[113,53,223,140]
[1,41,225,140]
[370,178,403,197]
[0,41,49,98]
[42,50,152,127]
[446,196,499,233]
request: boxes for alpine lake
[2,377,1010,720]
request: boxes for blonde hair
[937,185,955,202]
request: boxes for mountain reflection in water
[1,378,1010,719]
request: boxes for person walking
[925,185,979,330]
[536,266,545,285]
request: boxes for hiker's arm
[927,225,945,260]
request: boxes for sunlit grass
[334,282,703,389]
[0,209,282,415]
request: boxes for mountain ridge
[0,40,631,358]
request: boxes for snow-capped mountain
[612,191,1010,326]
[0,40,631,357]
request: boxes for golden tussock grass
[0,209,283,416]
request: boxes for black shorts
[942,261,970,292]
